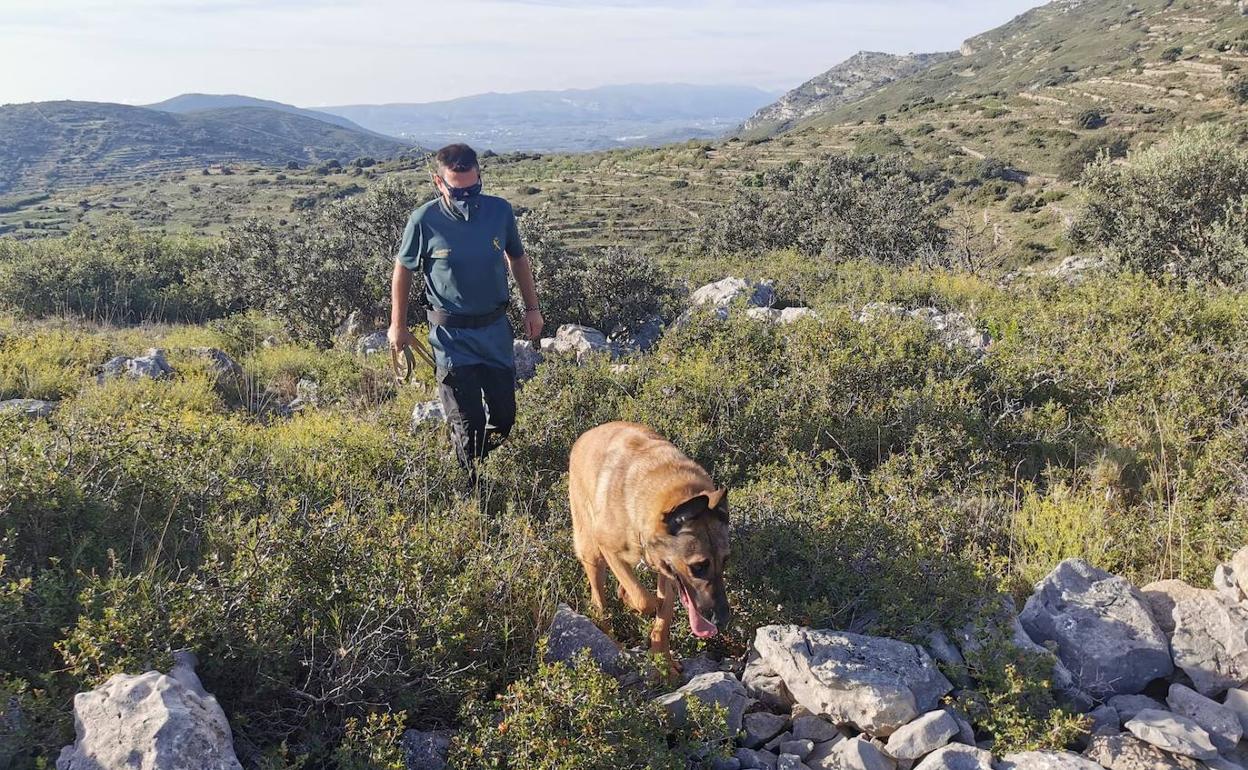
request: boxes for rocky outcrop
[99,348,174,383]
[1018,558,1172,698]
[751,625,952,735]
[0,398,56,418]
[56,652,242,770]
[740,51,958,136]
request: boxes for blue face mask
[440,176,482,219]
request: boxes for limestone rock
[737,747,780,770]
[1222,686,1248,734]
[192,347,242,385]
[513,339,542,381]
[744,711,790,749]
[779,739,815,760]
[400,729,451,770]
[1019,558,1172,697]
[743,648,797,711]
[910,743,994,770]
[998,751,1105,770]
[411,399,446,426]
[791,714,841,743]
[810,736,896,770]
[0,398,56,418]
[612,315,665,353]
[1230,547,1248,599]
[55,656,242,770]
[1084,734,1207,770]
[690,277,776,309]
[656,671,753,737]
[544,324,613,362]
[1214,563,1246,604]
[1108,695,1167,724]
[1165,683,1242,753]
[544,604,627,679]
[1089,704,1121,736]
[356,331,389,355]
[884,710,958,760]
[1140,580,1209,635]
[99,348,174,383]
[1170,591,1248,697]
[752,625,952,736]
[777,754,810,770]
[1124,708,1217,760]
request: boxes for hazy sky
[3,0,1042,107]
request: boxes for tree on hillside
[698,154,948,265]
[1074,125,1248,285]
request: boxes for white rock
[1140,580,1209,636]
[1166,683,1242,753]
[411,399,446,426]
[810,736,896,770]
[0,398,56,418]
[513,339,543,381]
[752,625,952,736]
[884,710,958,760]
[1124,708,1218,760]
[1214,563,1246,604]
[56,655,242,770]
[791,714,841,743]
[911,743,994,770]
[1084,734,1207,770]
[1108,695,1167,724]
[689,277,776,309]
[998,750,1104,770]
[546,324,612,362]
[1223,686,1248,734]
[655,672,753,737]
[356,331,388,355]
[1170,591,1248,696]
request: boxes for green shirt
[395,194,525,370]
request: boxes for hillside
[320,83,779,152]
[739,51,958,137]
[797,0,1248,141]
[145,92,388,137]
[0,101,414,195]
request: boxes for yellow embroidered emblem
[492,236,502,252]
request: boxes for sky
[3,0,1043,107]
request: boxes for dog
[568,421,730,671]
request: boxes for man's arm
[389,213,421,351]
[506,252,543,341]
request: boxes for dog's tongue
[677,581,718,639]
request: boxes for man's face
[435,167,480,202]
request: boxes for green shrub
[1075,125,1248,284]
[450,649,730,770]
[1056,133,1129,181]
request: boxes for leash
[390,336,437,385]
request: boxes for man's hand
[523,309,544,341]
[388,324,416,352]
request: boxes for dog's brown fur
[568,421,730,669]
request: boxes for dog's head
[651,488,730,638]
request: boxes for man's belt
[426,303,508,329]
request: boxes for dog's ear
[664,489,728,534]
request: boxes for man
[389,143,543,484]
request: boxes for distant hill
[797,0,1248,130]
[0,101,413,194]
[740,51,958,137]
[146,93,389,138]
[319,83,780,152]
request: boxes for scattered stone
[55,656,242,770]
[854,304,991,355]
[944,707,976,745]
[1047,255,1107,282]
[0,398,56,418]
[544,604,627,679]
[99,348,175,383]
[656,671,753,737]
[743,648,797,711]
[810,736,896,770]
[752,625,953,736]
[1214,563,1246,604]
[1140,580,1210,635]
[400,729,451,770]
[1089,704,1121,736]
[779,739,815,760]
[411,399,446,426]
[777,754,809,770]
[542,324,613,362]
[1085,734,1207,770]
[1223,687,1248,734]
[737,747,780,770]
[1019,558,1172,698]
[690,277,776,310]
[192,347,242,385]
[998,751,1105,770]
[1170,591,1248,696]
[807,736,849,768]
[356,331,389,355]
[1166,683,1242,753]
[744,711,790,749]
[1108,695,1167,725]
[1231,548,1248,600]
[910,743,994,770]
[1124,708,1218,760]
[513,339,543,381]
[926,630,967,677]
[791,714,841,743]
[884,709,959,760]
[745,306,820,324]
